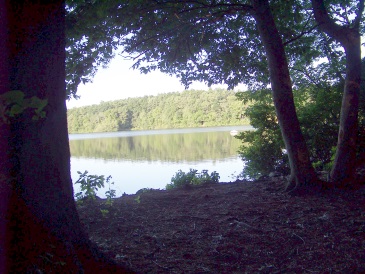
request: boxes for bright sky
[66,54,234,109]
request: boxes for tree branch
[311,0,346,41]
[353,0,365,30]
[283,22,319,46]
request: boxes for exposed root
[284,176,332,196]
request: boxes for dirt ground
[77,178,365,273]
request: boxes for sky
[66,54,235,109]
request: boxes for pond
[69,126,251,197]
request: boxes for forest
[67,88,249,133]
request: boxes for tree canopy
[66,0,328,96]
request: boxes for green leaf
[1,90,25,104]
[9,104,24,116]
[29,96,48,110]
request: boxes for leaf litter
[77,179,365,273]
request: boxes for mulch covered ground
[77,179,365,273]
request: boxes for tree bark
[0,0,11,271]
[2,1,132,272]
[312,0,363,186]
[251,0,318,190]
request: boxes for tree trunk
[2,1,132,272]
[0,1,12,271]
[251,0,318,190]
[312,0,363,186]
[331,43,361,185]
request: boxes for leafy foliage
[236,83,343,179]
[66,0,120,99]
[67,88,248,133]
[235,89,288,179]
[74,170,115,203]
[105,177,116,206]
[0,90,48,123]
[166,169,220,190]
[65,1,331,96]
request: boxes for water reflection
[70,131,240,162]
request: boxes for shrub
[105,177,116,206]
[166,169,220,190]
[74,170,115,205]
[235,84,343,179]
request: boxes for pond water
[69,126,251,197]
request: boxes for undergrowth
[166,169,220,190]
[74,170,116,216]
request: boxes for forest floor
[77,178,365,273]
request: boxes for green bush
[74,170,115,204]
[235,84,343,179]
[166,169,220,190]
[236,58,365,179]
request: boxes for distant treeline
[67,89,249,133]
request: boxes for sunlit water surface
[69,126,251,197]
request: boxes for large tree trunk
[2,1,131,272]
[251,0,318,190]
[312,0,363,186]
[331,43,361,185]
[0,1,11,272]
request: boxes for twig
[153,260,169,270]
[292,232,305,244]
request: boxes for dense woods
[67,88,249,133]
